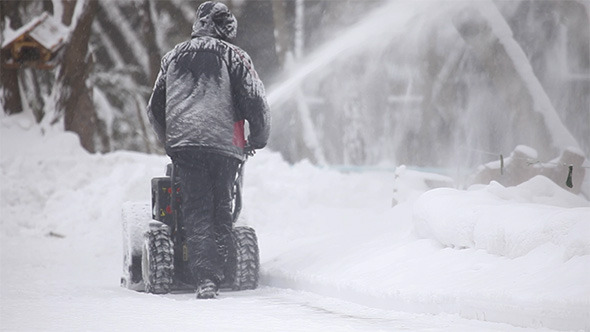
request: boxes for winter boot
[196,279,218,299]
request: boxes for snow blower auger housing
[121,161,260,294]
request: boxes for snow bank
[251,154,590,331]
[0,112,167,239]
[414,177,590,259]
[391,165,454,206]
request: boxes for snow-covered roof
[1,12,69,52]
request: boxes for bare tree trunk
[138,0,161,86]
[294,0,304,59]
[56,0,99,153]
[234,0,280,83]
[271,0,290,68]
[0,1,23,115]
[133,93,152,154]
[0,67,22,115]
[60,0,77,26]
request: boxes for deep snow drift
[1,112,589,331]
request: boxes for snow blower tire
[142,227,174,294]
[229,226,260,291]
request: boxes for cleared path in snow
[0,232,538,332]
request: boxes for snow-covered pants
[173,150,240,285]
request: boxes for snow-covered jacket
[147,2,270,161]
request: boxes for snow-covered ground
[1,112,589,331]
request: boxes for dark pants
[172,150,240,285]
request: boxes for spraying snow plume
[267,0,589,170]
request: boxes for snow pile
[414,178,590,259]
[391,164,454,205]
[2,113,589,331]
[252,156,590,331]
[0,112,165,238]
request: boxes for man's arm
[147,62,167,144]
[231,49,270,149]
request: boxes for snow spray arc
[266,0,585,168]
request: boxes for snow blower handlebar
[169,162,180,231]
[244,143,256,157]
[166,148,251,227]
[231,145,253,223]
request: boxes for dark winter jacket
[147,2,270,161]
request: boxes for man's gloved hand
[244,143,256,157]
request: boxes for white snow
[29,14,69,52]
[1,112,589,331]
[1,13,68,52]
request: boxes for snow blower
[121,160,259,294]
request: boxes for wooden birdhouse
[1,12,69,70]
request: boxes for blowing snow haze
[1,0,588,172]
[267,0,590,169]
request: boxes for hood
[191,1,237,41]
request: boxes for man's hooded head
[192,1,237,41]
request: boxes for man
[147,1,270,299]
